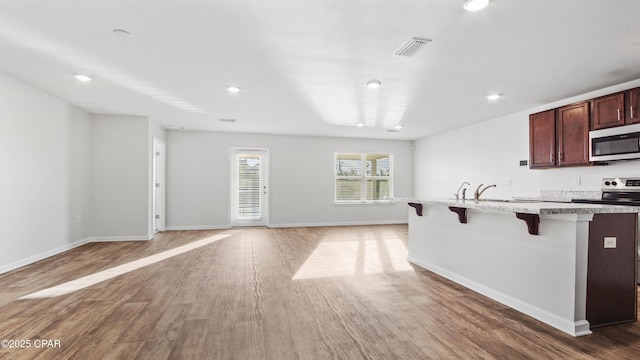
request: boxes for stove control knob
[604,181,611,186]
[611,181,618,186]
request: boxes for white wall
[68,105,92,242]
[89,115,151,240]
[166,131,413,228]
[415,79,640,199]
[0,67,166,272]
[414,110,539,199]
[0,71,91,272]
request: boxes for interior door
[231,148,269,227]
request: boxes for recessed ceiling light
[486,94,501,100]
[74,74,92,82]
[366,80,381,89]
[394,124,403,130]
[226,86,241,93]
[356,122,365,127]
[113,29,133,38]
[463,0,490,11]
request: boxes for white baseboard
[0,237,90,275]
[164,221,406,230]
[164,225,232,231]
[89,234,153,242]
[407,256,592,337]
[268,220,408,228]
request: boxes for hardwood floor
[1,225,640,359]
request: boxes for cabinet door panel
[557,102,590,166]
[591,92,624,130]
[587,213,638,327]
[626,88,640,124]
[529,110,556,168]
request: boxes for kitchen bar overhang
[406,198,640,337]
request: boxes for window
[236,154,262,220]
[335,153,393,202]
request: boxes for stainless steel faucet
[455,182,470,200]
[475,184,497,200]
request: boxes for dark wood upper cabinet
[591,92,625,130]
[529,86,640,169]
[557,101,590,166]
[529,109,556,168]
[625,87,640,124]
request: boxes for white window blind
[237,155,261,220]
[335,153,392,202]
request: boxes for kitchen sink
[450,198,540,203]
[482,198,543,203]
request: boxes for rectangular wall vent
[395,37,431,57]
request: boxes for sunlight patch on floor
[292,237,413,280]
[18,234,230,299]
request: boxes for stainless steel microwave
[589,123,640,162]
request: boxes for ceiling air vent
[219,118,236,123]
[395,37,431,57]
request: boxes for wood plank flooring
[1,225,640,359]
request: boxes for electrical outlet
[573,176,581,185]
[504,178,512,185]
[604,237,616,249]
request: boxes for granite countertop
[408,198,640,215]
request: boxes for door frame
[229,147,270,227]
[152,137,166,233]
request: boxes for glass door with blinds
[230,148,269,227]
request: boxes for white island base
[408,204,595,337]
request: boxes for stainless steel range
[572,177,640,205]
[572,177,640,284]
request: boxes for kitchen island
[407,199,640,336]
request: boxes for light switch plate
[604,237,616,249]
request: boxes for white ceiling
[1,0,640,140]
